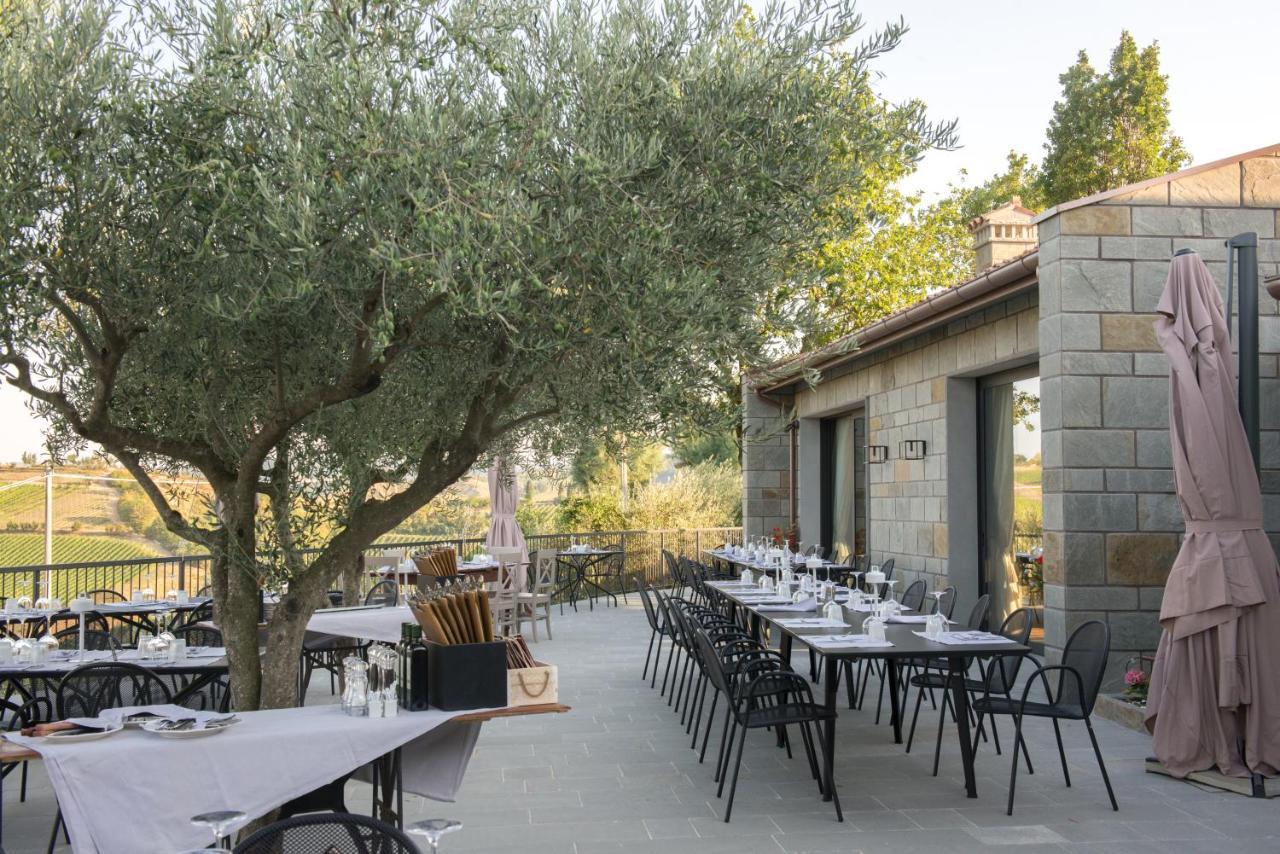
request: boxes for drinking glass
[882,579,899,605]
[927,579,949,616]
[408,819,463,852]
[190,810,245,849]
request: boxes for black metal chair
[899,579,927,612]
[364,579,399,607]
[49,663,173,850]
[600,546,628,603]
[693,629,838,822]
[52,628,119,651]
[1,696,43,802]
[32,612,109,639]
[81,588,125,604]
[233,812,419,854]
[55,661,172,718]
[301,589,381,700]
[974,619,1118,815]
[938,586,958,618]
[173,623,224,647]
[905,601,1027,775]
[636,581,671,687]
[662,549,685,593]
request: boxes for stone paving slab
[3,603,1278,852]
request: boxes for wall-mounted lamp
[866,445,889,464]
[900,440,927,460]
[1266,274,1280,302]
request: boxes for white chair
[490,548,523,637]
[517,550,556,642]
[362,550,408,601]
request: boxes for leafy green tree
[1039,31,1189,206]
[948,151,1044,226]
[765,49,958,349]
[671,427,739,467]
[0,0,898,708]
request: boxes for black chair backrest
[880,557,895,578]
[233,812,418,854]
[986,608,1035,693]
[964,594,991,632]
[174,623,224,647]
[41,613,108,637]
[1059,619,1111,716]
[56,662,172,718]
[637,581,662,631]
[693,628,733,697]
[364,579,398,607]
[651,589,682,646]
[900,580,927,612]
[662,549,678,575]
[940,586,958,619]
[0,697,31,733]
[81,588,126,604]
[53,628,118,651]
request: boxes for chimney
[968,197,1037,271]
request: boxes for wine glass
[190,809,245,849]
[408,819,463,853]
[927,579,949,616]
[882,579,900,605]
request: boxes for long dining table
[704,580,1030,810]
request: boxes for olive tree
[1,0,907,708]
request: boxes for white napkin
[912,631,1016,646]
[774,618,846,629]
[886,615,929,624]
[68,704,232,730]
[806,634,893,649]
[753,598,818,612]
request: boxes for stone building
[742,143,1280,677]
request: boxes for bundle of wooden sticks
[408,581,493,644]
[504,635,537,670]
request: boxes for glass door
[979,372,1040,631]
[821,411,867,564]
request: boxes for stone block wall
[791,291,1039,591]
[1037,151,1280,677]
[741,384,793,539]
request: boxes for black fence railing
[0,527,744,602]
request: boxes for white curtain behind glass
[982,385,1019,626]
[832,415,856,563]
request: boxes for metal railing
[0,527,744,602]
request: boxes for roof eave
[753,249,1039,393]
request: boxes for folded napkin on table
[806,634,893,649]
[912,631,1016,646]
[753,598,818,612]
[775,617,846,629]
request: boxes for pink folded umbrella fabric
[1145,251,1280,778]
[485,459,529,592]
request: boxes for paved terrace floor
[3,602,1278,852]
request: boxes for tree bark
[216,515,266,711]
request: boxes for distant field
[0,534,158,568]
[0,534,163,600]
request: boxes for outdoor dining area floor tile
[4,602,1279,853]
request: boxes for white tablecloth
[305,605,414,643]
[8,703,488,854]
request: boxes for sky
[1,0,1277,463]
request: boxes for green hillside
[0,534,158,568]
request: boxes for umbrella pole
[1228,232,1266,797]
[1227,232,1260,474]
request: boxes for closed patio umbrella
[1145,250,1280,778]
[485,459,529,591]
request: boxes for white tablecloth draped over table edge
[305,604,414,643]
[7,702,490,854]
